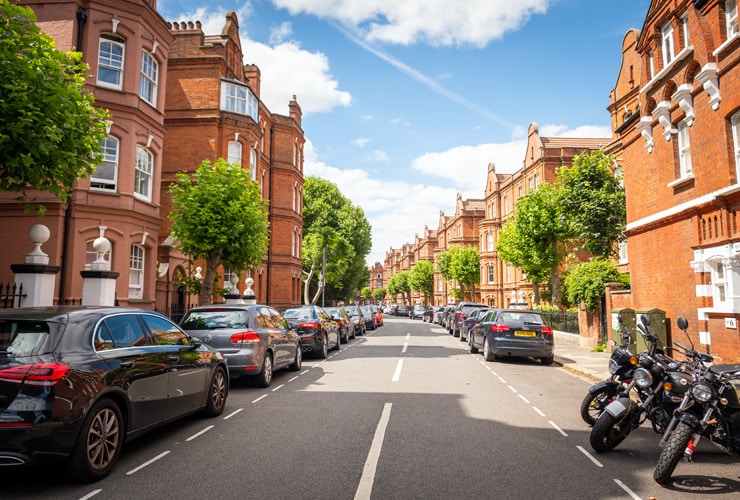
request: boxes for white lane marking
[126,451,170,475]
[518,394,530,404]
[406,333,410,340]
[252,394,268,403]
[289,376,299,382]
[392,359,404,382]
[497,376,506,383]
[614,478,642,499]
[78,489,102,500]
[186,425,214,442]
[508,385,518,394]
[300,369,310,375]
[533,407,545,417]
[223,408,243,420]
[355,403,393,500]
[272,384,285,392]
[401,342,408,353]
[576,446,604,468]
[548,420,568,437]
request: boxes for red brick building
[608,0,740,362]
[0,2,303,311]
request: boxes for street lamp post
[321,235,327,307]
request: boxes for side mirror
[189,337,203,350]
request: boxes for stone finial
[90,237,112,271]
[26,224,50,265]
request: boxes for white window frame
[618,239,628,265]
[228,140,242,166]
[97,35,124,90]
[221,81,259,122]
[91,136,119,191]
[728,0,739,39]
[487,266,495,284]
[662,22,675,67]
[681,13,690,48]
[648,50,655,79]
[677,120,692,178]
[139,51,158,106]
[223,268,237,291]
[712,260,728,309]
[487,233,494,252]
[135,146,153,201]
[250,148,257,180]
[129,244,145,299]
[732,112,740,182]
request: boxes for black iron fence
[156,304,196,324]
[0,282,25,309]
[538,309,580,335]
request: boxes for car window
[180,310,248,329]
[0,319,51,355]
[102,314,149,348]
[258,306,279,328]
[500,312,544,325]
[141,315,188,345]
[270,308,289,329]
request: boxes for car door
[93,313,168,431]
[140,314,208,419]
[270,307,295,367]
[258,306,285,367]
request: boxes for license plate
[514,330,536,337]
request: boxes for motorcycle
[653,324,740,484]
[580,324,637,426]
[589,315,688,452]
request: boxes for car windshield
[180,310,248,329]
[500,312,545,325]
[343,307,359,316]
[0,319,53,356]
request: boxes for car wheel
[483,337,496,362]
[540,355,554,365]
[289,346,302,371]
[334,333,341,351]
[66,398,123,482]
[255,353,273,387]
[204,366,228,417]
[469,337,479,354]
[317,339,328,359]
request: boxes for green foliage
[557,150,626,259]
[410,260,434,300]
[564,257,630,312]
[449,288,463,300]
[0,0,109,211]
[388,270,412,304]
[372,287,386,302]
[168,159,269,305]
[361,287,372,299]
[438,246,480,299]
[302,177,372,303]
[592,343,606,352]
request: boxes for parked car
[0,306,228,482]
[432,306,447,324]
[360,305,378,330]
[410,304,427,320]
[441,304,457,329]
[394,304,412,317]
[181,304,301,387]
[469,309,554,365]
[421,305,443,323]
[450,302,487,337]
[343,304,366,336]
[325,306,353,343]
[459,307,491,342]
[370,304,383,327]
[283,306,340,358]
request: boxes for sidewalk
[553,331,611,383]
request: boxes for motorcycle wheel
[653,421,693,485]
[580,387,617,427]
[589,412,632,452]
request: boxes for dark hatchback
[180,304,302,387]
[0,306,228,482]
[469,309,554,365]
[283,306,339,359]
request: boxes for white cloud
[352,137,370,147]
[366,150,389,162]
[269,21,293,44]
[270,0,551,47]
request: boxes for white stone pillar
[81,236,119,306]
[10,224,60,307]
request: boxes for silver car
[180,304,302,387]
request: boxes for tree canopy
[387,270,412,305]
[410,260,434,305]
[564,258,630,311]
[0,0,109,210]
[437,245,480,301]
[302,176,372,305]
[168,159,269,305]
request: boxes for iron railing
[537,309,580,335]
[0,282,25,309]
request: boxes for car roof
[0,305,165,321]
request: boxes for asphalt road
[3,317,739,499]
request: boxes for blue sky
[158,0,651,265]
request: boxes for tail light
[230,331,261,344]
[0,362,71,386]
[491,324,510,333]
[299,321,319,330]
[541,326,553,336]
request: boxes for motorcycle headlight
[690,382,714,403]
[608,358,619,375]
[633,368,653,389]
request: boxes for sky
[158,0,652,265]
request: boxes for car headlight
[690,382,714,403]
[633,368,653,389]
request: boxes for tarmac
[553,331,612,383]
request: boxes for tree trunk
[303,261,316,305]
[198,257,220,306]
[550,264,561,308]
[531,281,540,307]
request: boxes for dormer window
[727,0,739,39]
[662,22,675,66]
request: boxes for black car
[449,302,488,337]
[469,309,554,365]
[180,304,302,386]
[360,305,378,330]
[283,306,340,358]
[0,306,228,482]
[394,304,412,317]
[325,306,354,343]
[342,305,366,337]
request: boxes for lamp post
[321,234,327,307]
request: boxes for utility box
[611,307,636,353]
[635,308,667,352]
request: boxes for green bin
[635,308,667,353]
[611,307,636,354]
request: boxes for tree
[0,0,109,210]
[361,287,372,302]
[388,271,412,305]
[449,246,480,301]
[558,150,626,259]
[564,258,630,311]
[410,260,434,305]
[168,159,269,305]
[496,183,569,307]
[372,287,386,303]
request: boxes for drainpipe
[266,127,274,304]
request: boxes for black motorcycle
[653,333,740,484]
[589,315,686,452]
[580,325,637,426]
